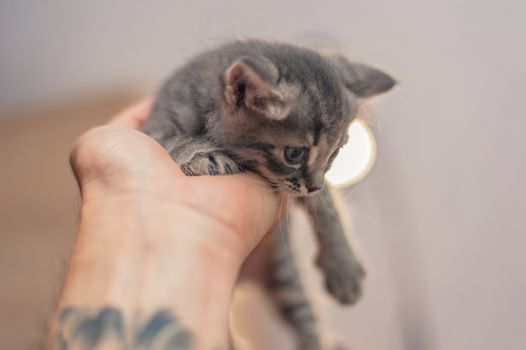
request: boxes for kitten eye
[284,147,307,165]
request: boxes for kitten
[142,39,395,349]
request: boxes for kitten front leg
[161,133,242,176]
[142,106,242,177]
[146,129,241,176]
[180,149,241,176]
[298,183,365,305]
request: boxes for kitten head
[218,50,395,196]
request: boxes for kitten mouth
[281,183,308,196]
[283,182,300,194]
[283,184,322,197]
[302,189,322,196]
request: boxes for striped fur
[267,221,325,350]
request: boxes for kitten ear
[329,56,397,98]
[224,57,288,120]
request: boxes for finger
[109,97,154,129]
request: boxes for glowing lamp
[326,119,377,187]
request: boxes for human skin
[46,99,284,349]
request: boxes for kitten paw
[317,252,365,305]
[180,151,241,176]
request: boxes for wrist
[57,191,243,349]
[77,188,247,267]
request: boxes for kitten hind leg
[267,222,342,350]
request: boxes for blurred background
[1,1,525,349]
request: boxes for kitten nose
[307,185,322,193]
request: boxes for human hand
[71,98,283,255]
[49,98,284,350]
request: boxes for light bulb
[326,119,377,187]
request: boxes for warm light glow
[326,119,377,187]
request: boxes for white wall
[2,1,525,349]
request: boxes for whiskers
[282,177,307,196]
[277,193,291,248]
[230,150,305,196]
[235,163,281,194]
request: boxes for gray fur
[268,221,331,350]
[142,40,394,193]
[298,183,366,305]
[142,39,395,349]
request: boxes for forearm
[47,192,244,349]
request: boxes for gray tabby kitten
[142,40,395,349]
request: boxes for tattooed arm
[46,100,282,349]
